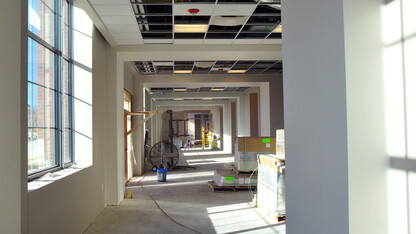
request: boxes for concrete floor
[83,152,286,234]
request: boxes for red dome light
[188,8,200,15]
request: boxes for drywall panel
[0,1,27,233]
[282,0,350,233]
[28,27,107,234]
[28,168,104,233]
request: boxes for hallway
[84,153,285,234]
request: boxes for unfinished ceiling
[153,98,230,101]
[88,0,282,45]
[149,86,249,93]
[134,60,282,75]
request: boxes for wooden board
[125,189,133,199]
[208,181,257,192]
[257,154,285,172]
[237,137,276,152]
[231,165,258,176]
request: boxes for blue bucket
[157,168,167,182]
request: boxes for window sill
[28,164,90,192]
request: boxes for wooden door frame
[124,90,132,182]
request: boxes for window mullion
[69,1,75,164]
[55,0,63,168]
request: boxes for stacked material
[276,129,285,160]
[235,137,276,171]
[257,154,285,216]
[213,168,257,187]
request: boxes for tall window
[28,0,93,178]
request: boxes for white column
[343,0,389,233]
[282,0,349,233]
[223,102,232,153]
[259,83,270,136]
[105,49,124,205]
[283,0,391,233]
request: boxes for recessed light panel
[174,70,193,74]
[273,24,282,32]
[174,24,208,32]
[228,70,247,73]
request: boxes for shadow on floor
[83,153,285,234]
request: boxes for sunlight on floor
[182,150,232,156]
[207,202,285,234]
[129,171,214,183]
[186,157,234,166]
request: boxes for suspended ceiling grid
[150,87,248,101]
[88,0,282,45]
[132,0,281,44]
[134,60,282,75]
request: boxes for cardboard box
[237,137,276,152]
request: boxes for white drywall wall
[0,1,27,233]
[282,0,350,233]
[238,91,250,136]
[132,77,145,175]
[27,27,107,234]
[343,0,389,233]
[104,47,125,205]
[140,74,283,136]
[124,62,134,94]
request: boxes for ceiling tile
[173,4,215,16]
[212,4,257,16]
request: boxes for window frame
[28,0,75,180]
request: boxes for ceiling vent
[210,16,248,26]
[152,61,174,66]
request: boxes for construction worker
[212,134,219,150]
